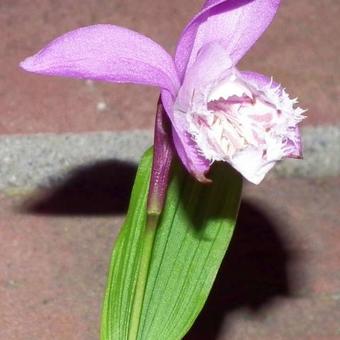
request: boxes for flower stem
[128,98,172,339]
[128,214,159,340]
[147,99,173,215]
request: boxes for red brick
[1,176,339,339]
[0,0,339,134]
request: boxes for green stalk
[128,214,159,340]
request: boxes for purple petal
[167,43,232,182]
[20,24,180,97]
[176,42,232,112]
[175,0,280,78]
[284,126,303,159]
[241,70,277,88]
[161,90,211,182]
[172,128,211,182]
[203,0,228,6]
[175,0,227,79]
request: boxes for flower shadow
[22,160,138,216]
[184,200,295,340]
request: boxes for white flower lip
[177,67,306,184]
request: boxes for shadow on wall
[22,160,296,339]
[23,160,138,215]
[185,201,295,340]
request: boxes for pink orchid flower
[20,0,305,190]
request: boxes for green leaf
[101,148,242,340]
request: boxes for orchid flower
[20,0,305,207]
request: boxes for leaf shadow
[179,162,242,235]
[184,199,296,340]
[22,160,138,216]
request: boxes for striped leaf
[101,149,242,340]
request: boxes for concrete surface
[0,126,340,191]
[0,176,339,339]
[1,0,339,134]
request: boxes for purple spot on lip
[207,95,253,111]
